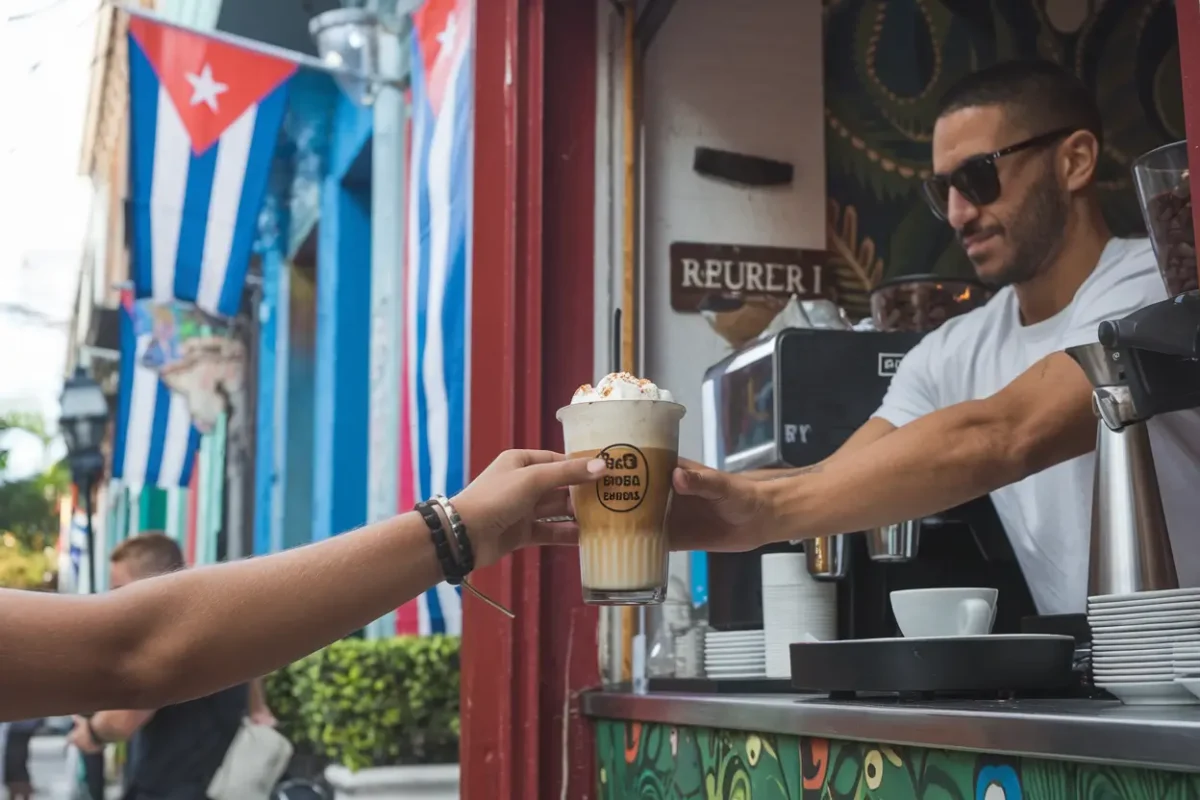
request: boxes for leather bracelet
[415,501,464,585]
[433,494,475,574]
[86,717,106,746]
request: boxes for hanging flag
[116,17,296,488]
[114,289,201,489]
[396,0,475,636]
[126,16,296,316]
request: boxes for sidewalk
[18,736,121,800]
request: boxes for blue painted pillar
[312,96,373,542]
[253,247,283,555]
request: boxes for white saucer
[803,634,1072,643]
[1090,588,1200,605]
[1089,600,1200,616]
[1095,637,1200,651]
[1098,680,1200,705]
[1176,677,1200,701]
[1089,618,1200,628]
[705,670,768,680]
[1093,670,1175,680]
[1090,620,1200,635]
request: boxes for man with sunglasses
[663,59,1200,615]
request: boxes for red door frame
[1177,0,1200,289]
[461,1,600,799]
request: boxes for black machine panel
[774,329,925,465]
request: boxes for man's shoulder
[1094,237,1161,284]
[1075,237,1168,317]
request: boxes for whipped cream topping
[572,372,674,404]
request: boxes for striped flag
[396,0,474,636]
[114,289,201,489]
[114,18,296,489]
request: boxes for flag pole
[112,2,409,90]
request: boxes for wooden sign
[669,241,833,312]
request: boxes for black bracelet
[86,717,106,745]
[434,495,475,574]
[415,501,464,585]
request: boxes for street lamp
[59,365,109,595]
[309,1,416,106]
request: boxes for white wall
[595,0,827,461]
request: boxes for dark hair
[111,532,185,579]
[937,60,1103,149]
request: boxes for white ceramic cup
[890,587,998,638]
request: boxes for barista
[665,60,1200,615]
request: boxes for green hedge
[266,636,460,771]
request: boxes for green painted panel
[138,487,168,532]
[594,720,1200,800]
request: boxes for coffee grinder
[1065,141,1200,597]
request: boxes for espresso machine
[700,327,1039,641]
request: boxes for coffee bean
[1145,183,1198,296]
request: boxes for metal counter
[582,691,1200,773]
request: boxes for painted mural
[595,720,1200,799]
[823,0,1185,318]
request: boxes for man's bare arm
[744,417,897,481]
[764,352,1096,541]
[91,709,154,742]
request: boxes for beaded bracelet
[434,494,475,574]
[415,500,464,586]
[419,496,513,618]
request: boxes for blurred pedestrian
[4,718,39,800]
[68,535,249,800]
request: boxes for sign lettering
[670,242,833,312]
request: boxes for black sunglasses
[920,127,1077,221]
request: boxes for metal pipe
[114,2,408,90]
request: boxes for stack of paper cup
[761,553,837,678]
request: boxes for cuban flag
[114,17,296,489]
[395,0,474,636]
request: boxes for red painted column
[1177,0,1200,287]
[460,0,599,798]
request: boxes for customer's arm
[765,352,1095,540]
[0,451,601,721]
[0,514,442,719]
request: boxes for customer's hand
[67,716,102,754]
[452,449,606,568]
[667,460,777,551]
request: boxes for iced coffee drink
[557,373,685,604]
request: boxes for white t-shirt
[874,238,1200,614]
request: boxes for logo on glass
[597,443,649,513]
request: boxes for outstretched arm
[766,352,1095,540]
[0,451,602,722]
[671,353,1096,548]
[0,513,441,720]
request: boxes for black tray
[790,635,1075,694]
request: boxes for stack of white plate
[1173,642,1200,695]
[760,554,837,678]
[1088,588,1200,705]
[704,630,766,680]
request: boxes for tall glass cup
[557,398,686,604]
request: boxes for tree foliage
[0,412,68,553]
